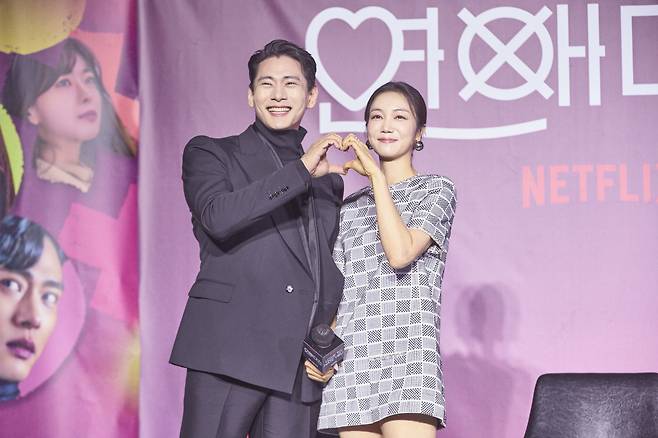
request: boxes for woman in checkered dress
[305,82,457,438]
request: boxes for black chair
[524,373,658,438]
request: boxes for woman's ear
[26,106,39,125]
[416,127,425,142]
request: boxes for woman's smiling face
[366,91,421,161]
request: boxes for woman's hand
[342,134,382,180]
[304,360,336,384]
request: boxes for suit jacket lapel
[234,126,312,276]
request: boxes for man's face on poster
[0,238,63,382]
[248,55,318,131]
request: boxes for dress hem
[318,403,446,432]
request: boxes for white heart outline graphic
[306,7,404,112]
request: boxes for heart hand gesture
[342,134,382,180]
[301,133,347,178]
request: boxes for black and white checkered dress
[318,174,457,431]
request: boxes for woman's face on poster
[0,238,63,382]
[26,54,102,147]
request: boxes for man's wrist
[295,159,312,183]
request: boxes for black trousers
[180,369,321,438]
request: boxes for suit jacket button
[285,285,294,293]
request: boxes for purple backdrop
[139,1,658,437]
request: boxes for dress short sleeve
[407,177,457,253]
[332,209,346,275]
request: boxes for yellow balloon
[0,0,86,55]
[0,104,24,194]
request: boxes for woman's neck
[39,139,83,167]
[379,155,417,186]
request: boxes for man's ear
[26,106,39,125]
[306,85,319,109]
[247,88,254,108]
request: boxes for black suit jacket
[170,124,344,402]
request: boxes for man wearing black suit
[170,40,345,438]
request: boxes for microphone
[303,324,344,374]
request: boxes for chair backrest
[524,373,658,438]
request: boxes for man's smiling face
[248,55,318,131]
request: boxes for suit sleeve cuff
[295,159,312,184]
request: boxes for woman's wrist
[369,170,386,186]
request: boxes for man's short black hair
[248,39,317,91]
[0,215,66,271]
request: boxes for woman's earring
[414,140,424,151]
[366,140,373,150]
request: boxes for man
[170,40,345,437]
[0,215,66,401]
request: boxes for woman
[0,215,66,401]
[2,37,138,235]
[309,82,457,437]
[2,37,135,193]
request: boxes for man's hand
[301,133,347,178]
